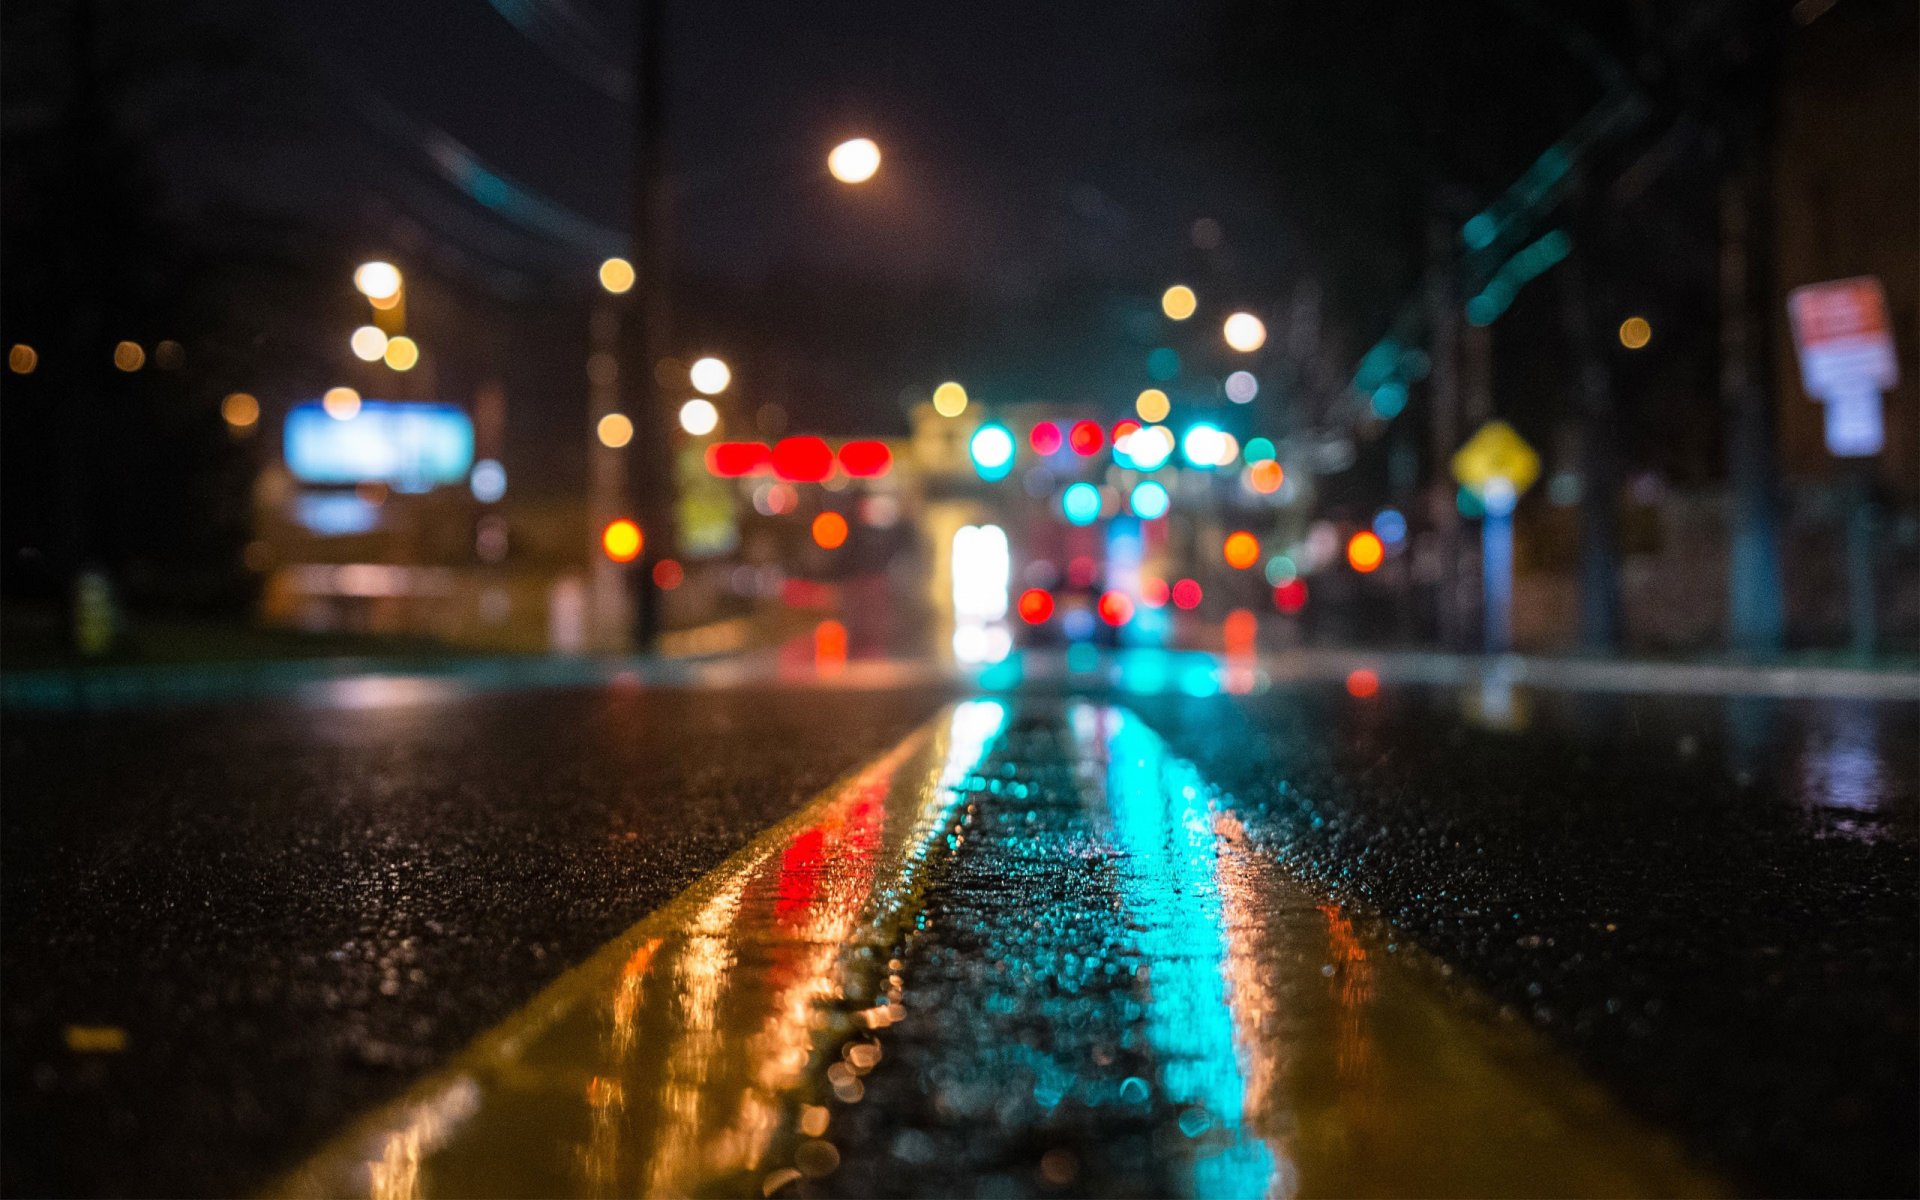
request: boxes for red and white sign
[1788,276,1897,457]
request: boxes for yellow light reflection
[1161,284,1197,320]
[1223,312,1267,352]
[351,325,389,362]
[827,138,881,184]
[323,386,361,421]
[1618,316,1651,349]
[113,341,145,372]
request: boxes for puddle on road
[277,700,1718,1199]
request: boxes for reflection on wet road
[282,700,1716,1198]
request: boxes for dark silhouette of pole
[626,0,674,651]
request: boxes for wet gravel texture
[0,683,949,1198]
[1128,683,1919,1198]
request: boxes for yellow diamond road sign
[1451,419,1540,498]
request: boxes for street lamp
[827,137,882,184]
[688,356,731,395]
[353,261,402,302]
[598,257,636,294]
[1223,311,1267,352]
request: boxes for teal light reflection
[1088,706,1276,1196]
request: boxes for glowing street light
[827,138,881,184]
[689,356,730,395]
[353,261,402,302]
[931,380,968,418]
[679,398,719,436]
[599,257,636,294]
[350,325,388,362]
[1618,316,1651,349]
[1161,285,1197,321]
[1223,311,1267,352]
[597,413,634,447]
[221,392,259,429]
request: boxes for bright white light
[969,424,1015,472]
[679,398,719,436]
[1225,370,1258,403]
[1483,476,1518,517]
[353,261,402,301]
[689,356,731,395]
[952,622,1013,665]
[1223,311,1267,352]
[1127,425,1175,471]
[350,325,389,362]
[469,459,507,503]
[827,137,882,184]
[952,524,1010,623]
[1182,423,1226,468]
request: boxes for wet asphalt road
[3,661,1915,1197]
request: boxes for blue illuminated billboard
[284,401,474,492]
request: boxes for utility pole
[1719,10,1786,656]
[1561,185,1623,651]
[626,0,674,651]
[1426,217,1467,650]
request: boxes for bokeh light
[1135,388,1171,423]
[1129,479,1170,519]
[1030,421,1063,454]
[113,341,145,372]
[1618,316,1652,349]
[931,381,968,417]
[1171,578,1203,610]
[353,261,402,301]
[1068,420,1104,456]
[1061,482,1102,526]
[827,137,881,184]
[1373,507,1408,545]
[811,511,849,549]
[1017,588,1054,624]
[1346,668,1381,698]
[1223,531,1260,570]
[8,344,37,374]
[598,257,636,294]
[969,422,1015,479]
[1247,459,1285,494]
[1127,426,1175,470]
[652,559,685,589]
[679,398,719,436]
[1160,285,1197,320]
[1223,312,1267,352]
[1273,578,1308,614]
[1097,590,1134,626]
[597,413,634,448]
[382,335,420,371]
[1347,530,1385,572]
[1225,370,1258,404]
[602,518,643,562]
[689,356,731,395]
[469,459,507,503]
[322,386,361,421]
[350,325,388,362]
[221,392,259,429]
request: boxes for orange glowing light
[1247,459,1284,494]
[1097,591,1134,626]
[814,620,849,671]
[1346,668,1380,698]
[1347,531,1385,573]
[811,511,849,549]
[602,518,643,563]
[1223,531,1260,570]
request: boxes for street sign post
[1788,276,1898,655]
[1452,420,1541,654]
